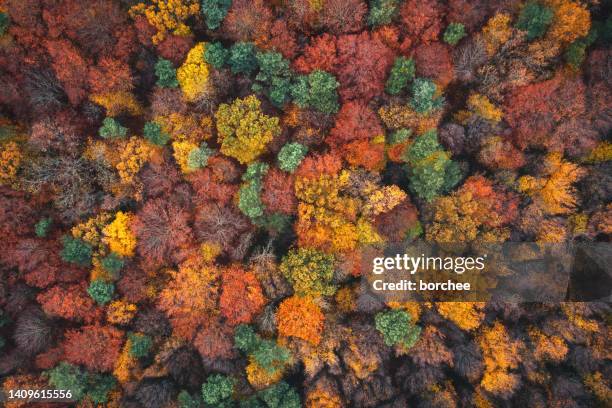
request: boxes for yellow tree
[177,42,211,102]
[103,211,137,257]
[0,141,21,186]
[157,256,219,340]
[478,321,522,397]
[215,95,281,164]
[277,295,325,346]
[130,0,200,44]
[518,152,585,215]
[545,0,591,44]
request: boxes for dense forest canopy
[0,0,610,407]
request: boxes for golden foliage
[362,185,406,217]
[482,13,513,55]
[467,94,503,123]
[584,141,612,163]
[200,241,222,263]
[426,176,515,243]
[107,300,138,325]
[0,141,21,186]
[115,137,152,184]
[585,372,612,406]
[103,211,137,257]
[528,327,568,363]
[157,257,219,339]
[155,113,213,143]
[91,91,143,117]
[545,0,591,44]
[478,321,521,397]
[113,340,138,384]
[437,302,485,331]
[171,140,199,174]
[215,95,280,164]
[295,171,359,252]
[177,43,211,102]
[72,213,114,254]
[518,152,585,215]
[246,358,284,390]
[130,0,200,44]
[277,296,325,346]
[378,104,442,134]
[306,388,342,408]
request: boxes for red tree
[37,283,100,323]
[88,57,134,94]
[63,325,124,372]
[156,35,194,65]
[319,0,367,35]
[222,0,273,43]
[260,19,298,60]
[193,318,235,360]
[133,198,194,271]
[44,39,89,106]
[220,265,266,326]
[505,71,586,150]
[261,169,297,215]
[374,199,419,241]
[328,102,384,147]
[295,153,343,179]
[448,0,490,32]
[334,32,395,101]
[399,0,444,46]
[414,42,454,88]
[293,34,338,74]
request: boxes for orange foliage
[220,265,266,326]
[478,322,522,397]
[427,176,518,243]
[293,33,337,74]
[157,256,219,339]
[277,296,325,345]
[64,325,124,372]
[37,283,99,323]
[437,302,485,331]
[518,152,585,215]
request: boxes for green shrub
[0,13,10,36]
[410,78,444,114]
[253,51,293,107]
[229,42,258,75]
[291,70,340,114]
[375,309,421,348]
[515,1,553,40]
[385,57,415,95]
[60,236,93,267]
[99,118,127,139]
[128,333,153,358]
[35,217,52,238]
[201,374,234,406]
[278,143,308,173]
[367,0,399,27]
[87,279,114,305]
[201,0,232,30]
[204,42,230,69]
[100,252,124,277]
[144,121,170,146]
[187,143,214,170]
[46,363,88,401]
[155,58,179,87]
[443,23,466,46]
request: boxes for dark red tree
[334,32,395,101]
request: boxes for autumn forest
[0,0,610,407]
